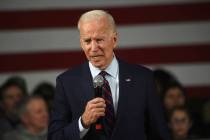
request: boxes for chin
[93,63,102,68]
[93,63,105,69]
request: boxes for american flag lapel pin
[125,78,131,82]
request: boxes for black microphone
[93,75,104,131]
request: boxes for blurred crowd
[0,69,209,140]
[0,76,54,140]
[154,69,210,140]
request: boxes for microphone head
[93,75,104,88]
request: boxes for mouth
[91,55,103,58]
[90,55,104,62]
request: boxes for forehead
[27,99,45,110]
[166,87,183,95]
[79,18,111,36]
[173,110,188,118]
[4,85,22,95]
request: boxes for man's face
[79,17,117,70]
[164,87,185,110]
[170,110,191,138]
[2,85,23,112]
[24,99,49,131]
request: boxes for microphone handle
[95,87,103,131]
[95,86,102,98]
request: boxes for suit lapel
[112,60,133,137]
[80,62,95,104]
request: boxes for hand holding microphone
[81,75,105,129]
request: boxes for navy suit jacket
[48,60,171,140]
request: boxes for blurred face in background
[164,87,185,110]
[169,110,192,140]
[79,16,117,70]
[1,85,23,113]
[23,98,49,133]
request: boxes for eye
[84,38,91,44]
[96,38,103,43]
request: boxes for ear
[112,32,118,49]
[80,37,85,50]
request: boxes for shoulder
[0,115,14,132]
[56,62,88,82]
[2,130,19,140]
[118,59,153,78]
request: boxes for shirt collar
[89,55,118,79]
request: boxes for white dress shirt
[79,55,119,138]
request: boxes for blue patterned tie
[99,71,115,137]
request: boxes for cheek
[164,97,173,105]
[178,97,185,104]
[103,45,113,56]
[29,112,40,121]
[173,125,180,131]
[4,99,15,108]
[173,124,184,132]
[82,44,91,53]
[81,46,90,57]
[29,114,37,121]
[81,42,88,51]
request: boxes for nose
[13,95,23,105]
[91,40,99,52]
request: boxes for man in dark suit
[48,10,171,140]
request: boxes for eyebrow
[84,38,91,42]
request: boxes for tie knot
[99,71,108,78]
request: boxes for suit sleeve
[47,76,80,140]
[145,71,172,140]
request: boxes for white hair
[77,10,116,32]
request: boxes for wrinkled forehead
[26,98,46,110]
[80,21,112,38]
[80,17,112,32]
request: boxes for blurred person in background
[32,82,55,111]
[153,68,177,96]
[0,76,28,139]
[2,95,49,140]
[168,106,195,140]
[162,81,186,114]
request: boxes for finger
[94,112,106,118]
[92,98,105,105]
[92,112,106,121]
[91,108,105,113]
[89,98,105,104]
[87,99,105,109]
[90,102,106,109]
